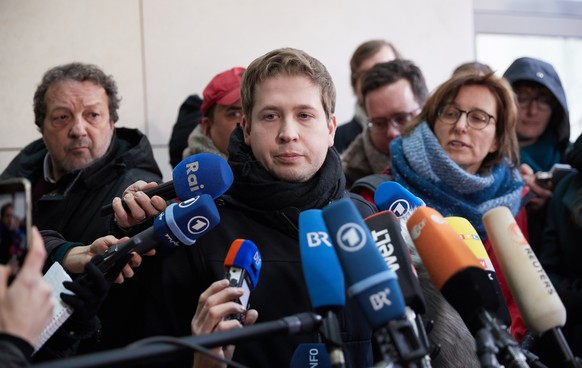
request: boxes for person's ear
[199,117,212,137]
[242,116,251,145]
[489,136,499,153]
[328,115,337,147]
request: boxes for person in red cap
[182,67,245,159]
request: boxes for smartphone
[224,265,253,323]
[535,163,576,189]
[0,178,31,278]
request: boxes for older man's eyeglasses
[367,108,420,132]
[437,105,495,130]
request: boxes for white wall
[0,0,475,181]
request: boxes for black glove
[59,254,110,339]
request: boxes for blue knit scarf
[390,122,524,239]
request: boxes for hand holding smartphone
[223,239,262,323]
[534,163,577,190]
[0,178,32,280]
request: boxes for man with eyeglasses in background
[503,57,571,256]
[341,59,428,188]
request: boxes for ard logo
[389,199,411,218]
[187,216,210,235]
[336,223,366,252]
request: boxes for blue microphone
[374,182,424,220]
[299,209,345,311]
[322,199,428,366]
[321,199,405,328]
[96,194,219,283]
[299,209,345,368]
[101,153,233,215]
[290,343,332,368]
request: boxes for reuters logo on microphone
[508,223,528,245]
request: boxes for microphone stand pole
[34,312,321,368]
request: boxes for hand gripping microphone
[95,194,220,283]
[223,239,262,324]
[101,153,234,215]
[483,207,580,368]
[445,216,511,327]
[365,210,431,367]
[374,181,424,221]
[299,209,345,368]
[322,199,427,367]
[407,206,528,368]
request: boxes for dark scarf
[390,122,523,239]
[520,129,562,172]
[226,126,346,211]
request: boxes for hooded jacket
[503,57,571,170]
[0,127,162,245]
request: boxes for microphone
[101,153,234,215]
[365,210,426,314]
[299,209,346,368]
[321,199,426,366]
[33,312,322,368]
[95,194,220,283]
[445,216,511,327]
[365,210,431,367]
[374,181,424,221]
[483,206,580,368]
[290,343,332,368]
[407,206,528,368]
[223,239,262,324]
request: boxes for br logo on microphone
[306,231,332,248]
[369,288,392,310]
[336,223,367,252]
[188,216,211,235]
[389,199,411,218]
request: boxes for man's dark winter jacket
[1,127,162,245]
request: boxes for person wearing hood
[182,67,245,160]
[503,57,571,255]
